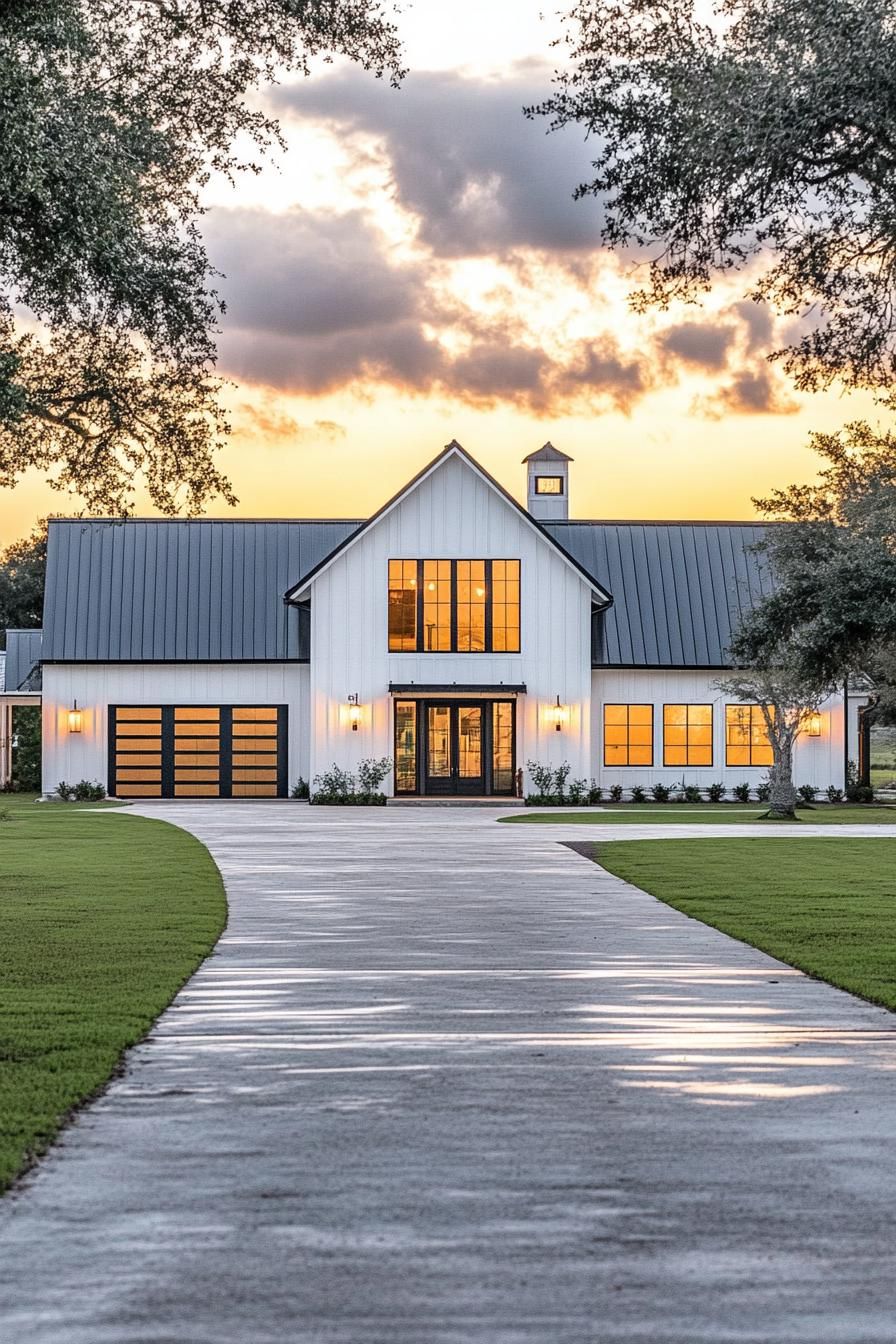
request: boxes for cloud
[660,321,736,371]
[271,64,605,258]
[235,405,347,441]
[694,366,799,418]
[204,207,421,339]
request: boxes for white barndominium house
[4,441,870,800]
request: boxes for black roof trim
[389,683,527,694]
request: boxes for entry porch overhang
[389,683,526,696]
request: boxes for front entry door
[425,702,484,795]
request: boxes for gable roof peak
[522,441,574,464]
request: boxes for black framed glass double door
[394,698,516,796]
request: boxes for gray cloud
[271,64,605,258]
[204,207,421,338]
[660,321,736,371]
[695,365,799,418]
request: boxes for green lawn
[583,837,896,1012]
[502,805,896,825]
[0,793,225,1192]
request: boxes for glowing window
[664,704,713,766]
[726,704,774,767]
[604,704,653,767]
[535,477,563,495]
[388,560,519,653]
[388,559,418,651]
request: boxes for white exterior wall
[591,669,849,791]
[42,663,309,795]
[307,452,594,791]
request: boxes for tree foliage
[534,0,896,401]
[731,423,896,711]
[0,1,403,513]
[0,521,46,644]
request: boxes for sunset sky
[0,0,882,542]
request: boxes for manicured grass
[0,795,225,1192]
[502,805,896,825]
[586,837,896,1012]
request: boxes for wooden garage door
[109,705,287,798]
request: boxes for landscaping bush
[587,781,603,804]
[707,783,726,802]
[291,777,310,799]
[845,760,875,804]
[608,784,624,802]
[797,784,818,806]
[310,760,391,805]
[732,783,752,803]
[525,761,579,806]
[56,780,106,802]
[630,785,647,803]
[826,784,844,804]
[756,780,772,802]
[676,785,702,804]
[650,783,671,803]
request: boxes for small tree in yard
[715,671,832,819]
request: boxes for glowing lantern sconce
[806,710,822,737]
[68,700,83,733]
[553,695,565,733]
[347,693,361,732]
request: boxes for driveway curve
[1,804,895,1343]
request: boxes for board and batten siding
[591,669,848,790]
[41,664,310,795]
[307,452,595,789]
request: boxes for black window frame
[387,559,520,654]
[534,476,564,495]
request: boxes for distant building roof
[42,516,773,669]
[4,629,43,690]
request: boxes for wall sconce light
[68,700,83,733]
[553,694,565,733]
[806,710,822,737]
[347,693,361,731]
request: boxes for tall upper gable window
[535,476,563,495]
[388,560,520,653]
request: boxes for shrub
[11,705,40,792]
[291,777,310,799]
[797,784,818,806]
[358,758,392,794]
[826,784,844,803]
[756,780,771,802]
[630,785,647,803]
[554,761,571,799]
[650,783,671,803]
[732,783,751,803]
[682,785,702,804]
[566,778,588,804]
[57,780,105,802]
[845,759,875,804]
[587,781,603,804]
[608,784,624,802]
[527,761,556,797]
[707,783,726,802]
[310,761,391,805]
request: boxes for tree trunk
[768,739,798,819]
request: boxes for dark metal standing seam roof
[543,522,774,666]
[4,629,43,689]
[42,520,358,661]
[42,517,775,668]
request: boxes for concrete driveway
[1,804,895,1343]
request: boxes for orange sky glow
[0,0,882,543]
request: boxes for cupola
[523,442,573,520]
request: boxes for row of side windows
[388,559,521,653]
[604,703,774,768]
